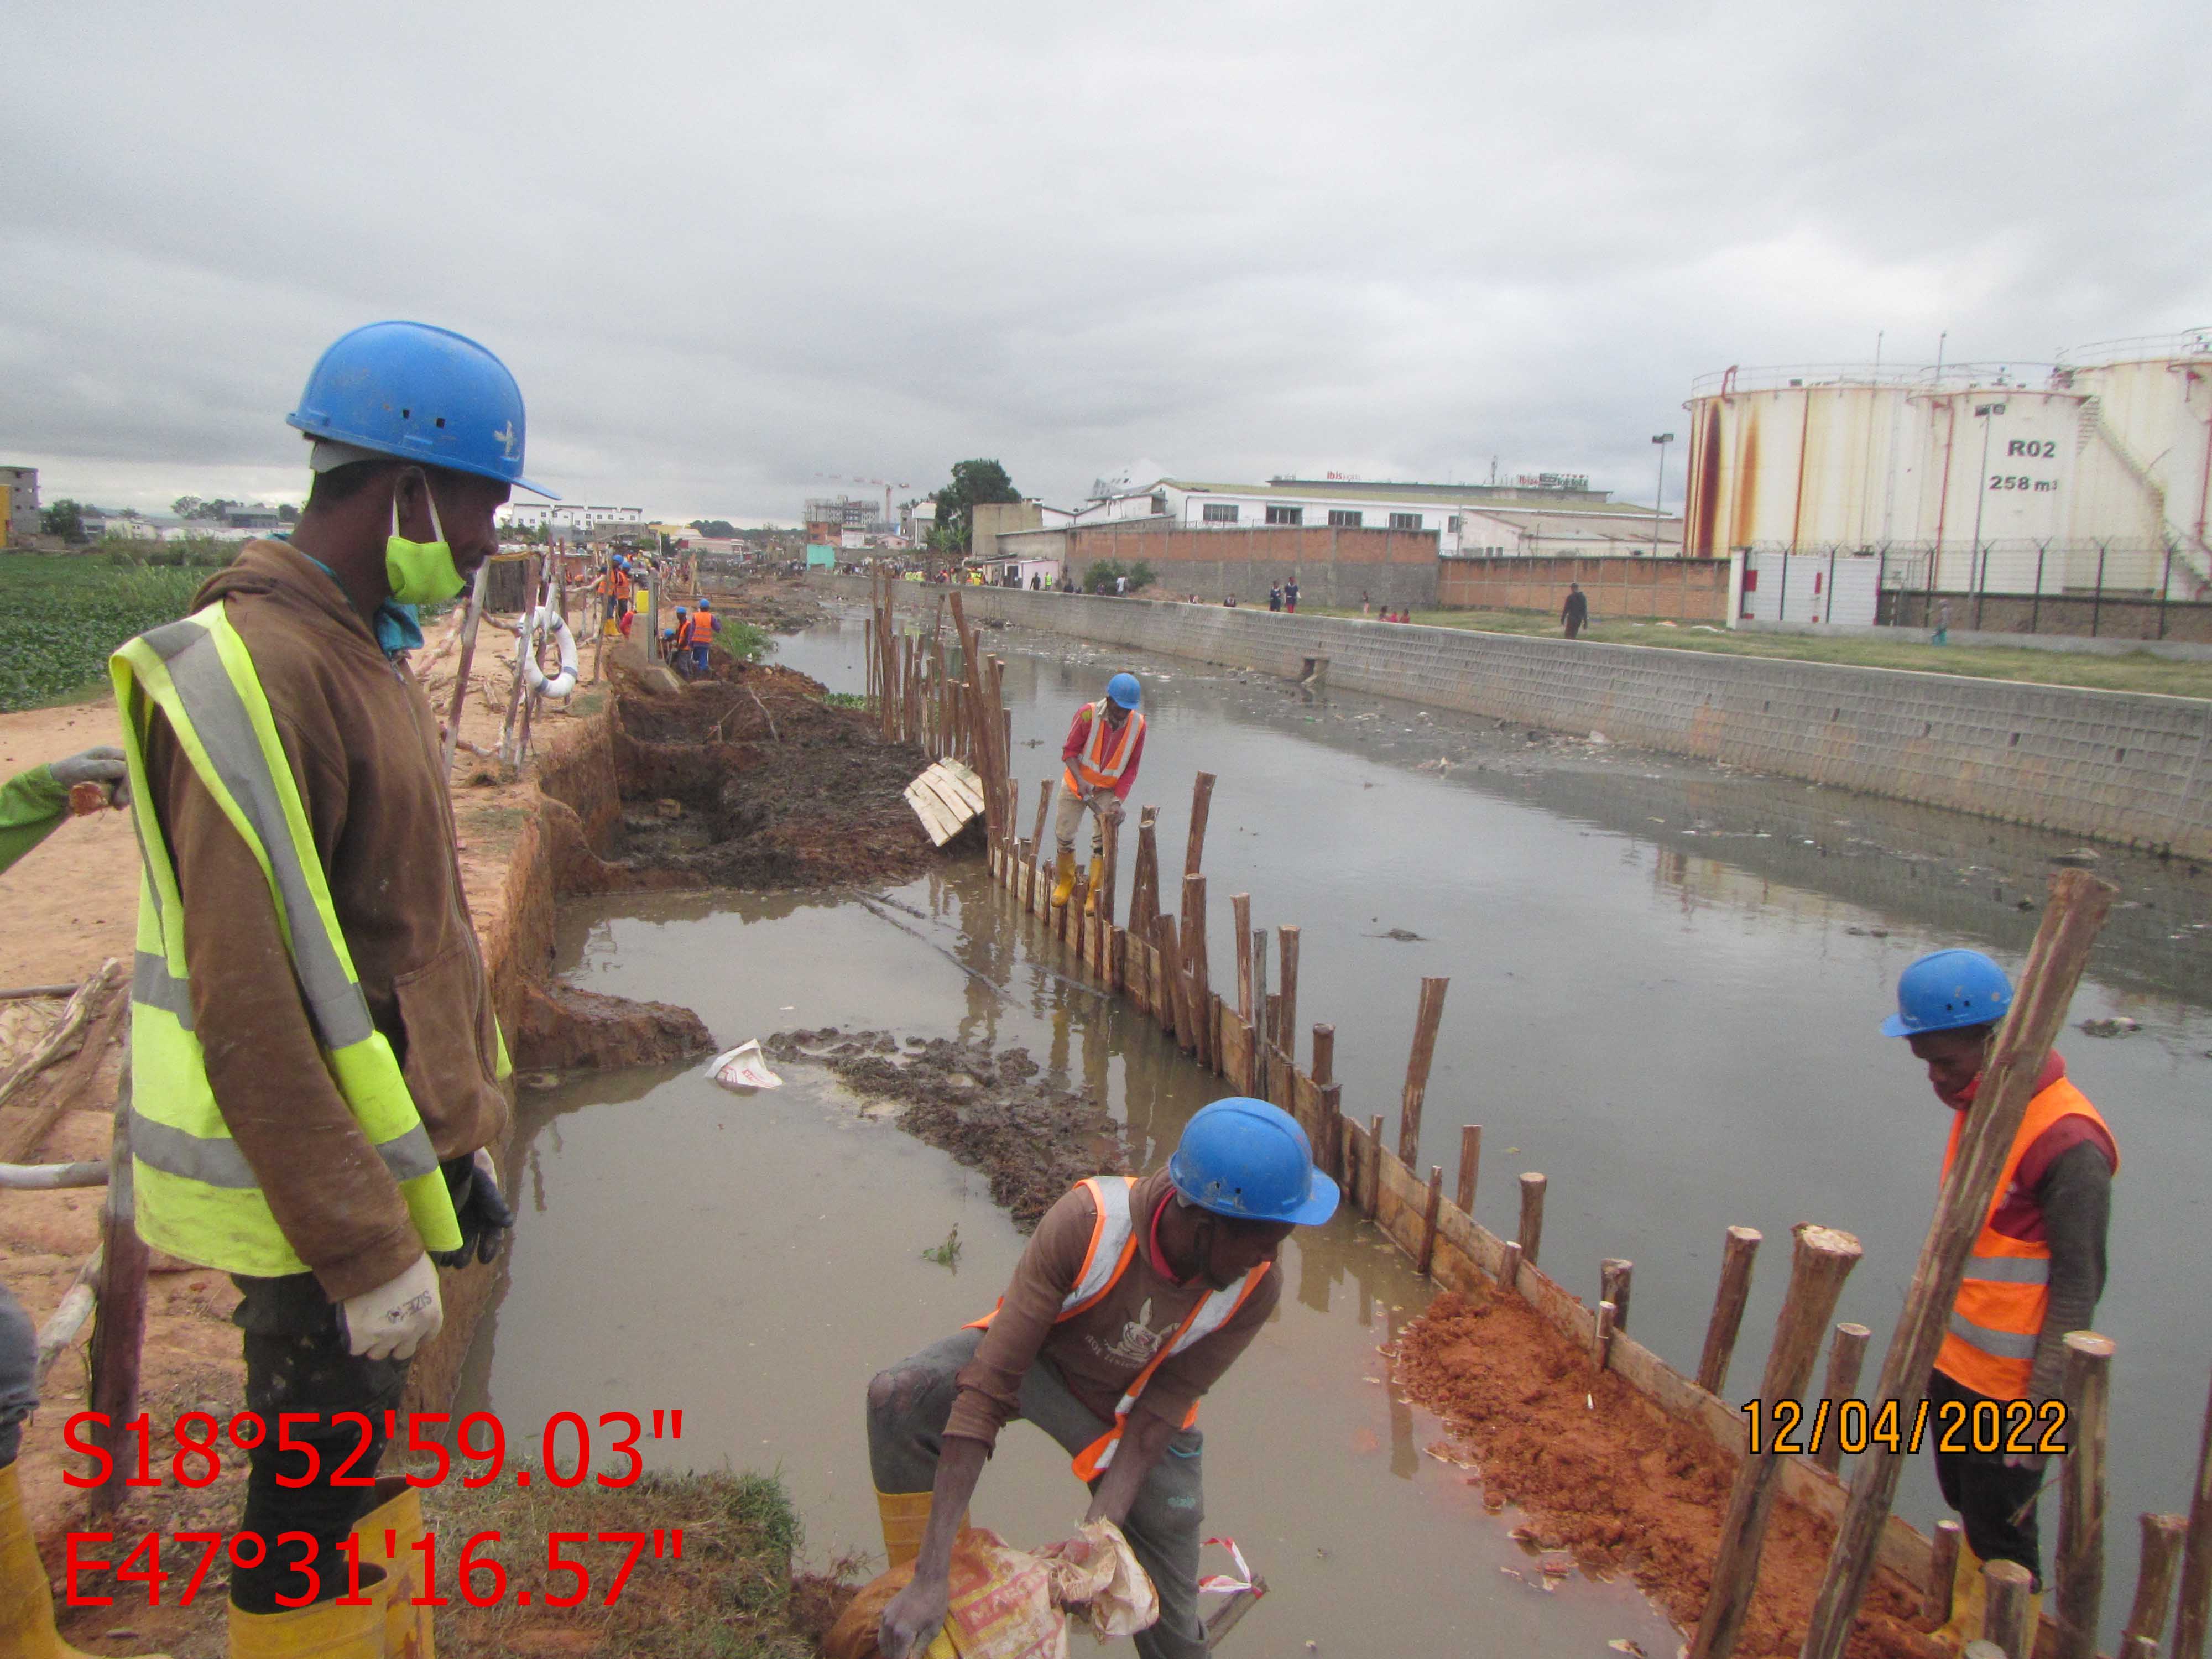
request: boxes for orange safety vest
[1061,702,1144,798]
[967,1176,1268,1481]
[1935,1077,2117,1399]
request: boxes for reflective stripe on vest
[111,604,465,1277]
[1933,1076,2116,1399]
[1061,702,1142,796]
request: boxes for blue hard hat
[1168,1098,1339,1225]
[286,320,557,498]
[1882,948,2013,1037]
[1107,672,1141,709]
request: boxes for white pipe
[0,1160,108,1189]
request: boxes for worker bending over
[1883,949,2117,1648]
[0,749,158,1659]
[113,321,534,1657]
[1052,671,1145,908]
[868,1097,1338,1659]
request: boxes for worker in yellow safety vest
[110,321,550,1658]
[1050,673,1145,909]
[1883,949,2117,1649]
[867,1098,1339,1659]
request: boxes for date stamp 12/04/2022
[61,1408,688,1611]
[1741,1396,2070,1458]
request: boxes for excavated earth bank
[763,1027,1130,1228]
[1394,1291,1942,1659]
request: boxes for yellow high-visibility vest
[111,604,467,1276]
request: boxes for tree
[40,499,87,543]
[689,519,738,539]
[173,495,204,519]
[931,459,1021,554]
[277,503,299,524]
[195,498,237,522]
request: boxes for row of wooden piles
[857,576,2212,1659]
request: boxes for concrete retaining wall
[838,577,2212,857]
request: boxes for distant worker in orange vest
[867,1098,1338,1659]
[686,598,719,675]
[1051,672,1145,909]
[1884,948,2116,1647]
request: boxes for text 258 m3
[1741,1397,2069,1457]
[66,1527,686,1609]
[61,1408,684,1490]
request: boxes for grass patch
[422,1467,832,1658]
[0,554,210,711]
[1303,605,2212,700]
[721,621,770,664]
[820,691,868,711]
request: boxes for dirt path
[1395,1291,1941,1659]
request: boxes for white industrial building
[1072,476,1682,557]
[1682,329,2212,599]
[499,502,646,534]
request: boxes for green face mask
[385,479,466,604]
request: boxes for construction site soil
[761,1027,1130,1228]
[1394,1291,1942,1659]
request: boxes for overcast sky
[6,2,2206,523]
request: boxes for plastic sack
[708,1039,782,1091]
[824,1521,1157,1659]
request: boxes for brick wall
[832,577,2212,859]
[1881,590,2212,644]
[1438,555,1729,623]
[1064,523,1438,610]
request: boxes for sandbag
[824,1521,1156,1659]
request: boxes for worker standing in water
[1882,948,2116,1648]
[1050,672,1145,909]
[0,749,164,1659]
[868,1098,1339,1659]
[111,321,531,1657]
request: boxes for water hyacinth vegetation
[0,552,213,712]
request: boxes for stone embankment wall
[839,578,2212,858]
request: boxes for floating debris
[2078,1016,2141,1038]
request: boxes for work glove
[49,745,129,807]
[338,1253,443,1361]
[434,1147,515,1268]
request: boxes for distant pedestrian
[1361,591,1371,617]
[1562,582,1588,640]
[1268,583,1283,612]
[1223,593,1238,607]
[1933,599,1952,646]
[1285,577,1300,613]
[1116,573,1128,594]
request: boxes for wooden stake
[2179,1356,2212,1659]
[1697,1226,1762,1396]
[1516,1172,1547,1266]
[1233,895,1254,1019]
[441,561,489,775]
[1927,1519,1965,1625]
[1456,1125,1482,1217]
[1601,1258,1634,1333]
[1250,932,1269,1100]
[2053,1331,2116,1659]
[1984,1559,2034,1657]
[1498,1239,1523,1296]
[1417,1166,1444,1276]
[1099,810,1120,940]
[86,1059,146,1518]
[1363,1114,1384,1220]
[1395,975,1448,1167]
[1689,1224,1864,1659]
[1814,1323,1871,1475]
[1311,1024,1335,1087]
[2125,1514,2188,1650]
[1277,926,1301,1069]
[2119,1639,2159,1659]
[1595,1301,1617,1371]
[1182,874,1212,1068]
[1185,771,1215,876]
[1799,869,2118,1659]
[1132,809,1161,930]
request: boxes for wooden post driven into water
[1276,926,1301,1072]
[1689,1224,1863,1659]
[1232,895,1254,1020]
[1396,976,1447,1167]
[1984,1560,2035,1658]
[2179,1358,2212,1659]
[1814,1323,1871,1476]
[1457,1126,1482,1218]
[2125,1512,2188,1650]
[1697,1227,1762,1396]
[1600,1258,1633,1333]
[1798,869,2119,1659]
[2052,1331,2116,1659]
[1516,1173,1546,1267]
[1185,772,1214,875]
[1927,1520,1964,1626]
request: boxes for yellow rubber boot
[877,1488,934,1571]
[228,1571,393,1659]
[352,1475,432,1659]
[1082,858,1105,914]
[0,1460,169,1659]
[1929,1541,1983,1651]
[1051,850,1076,906]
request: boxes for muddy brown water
[464,611,2212,1654]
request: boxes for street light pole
[1651,432,1676,557]
[1968,401,2004,603]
